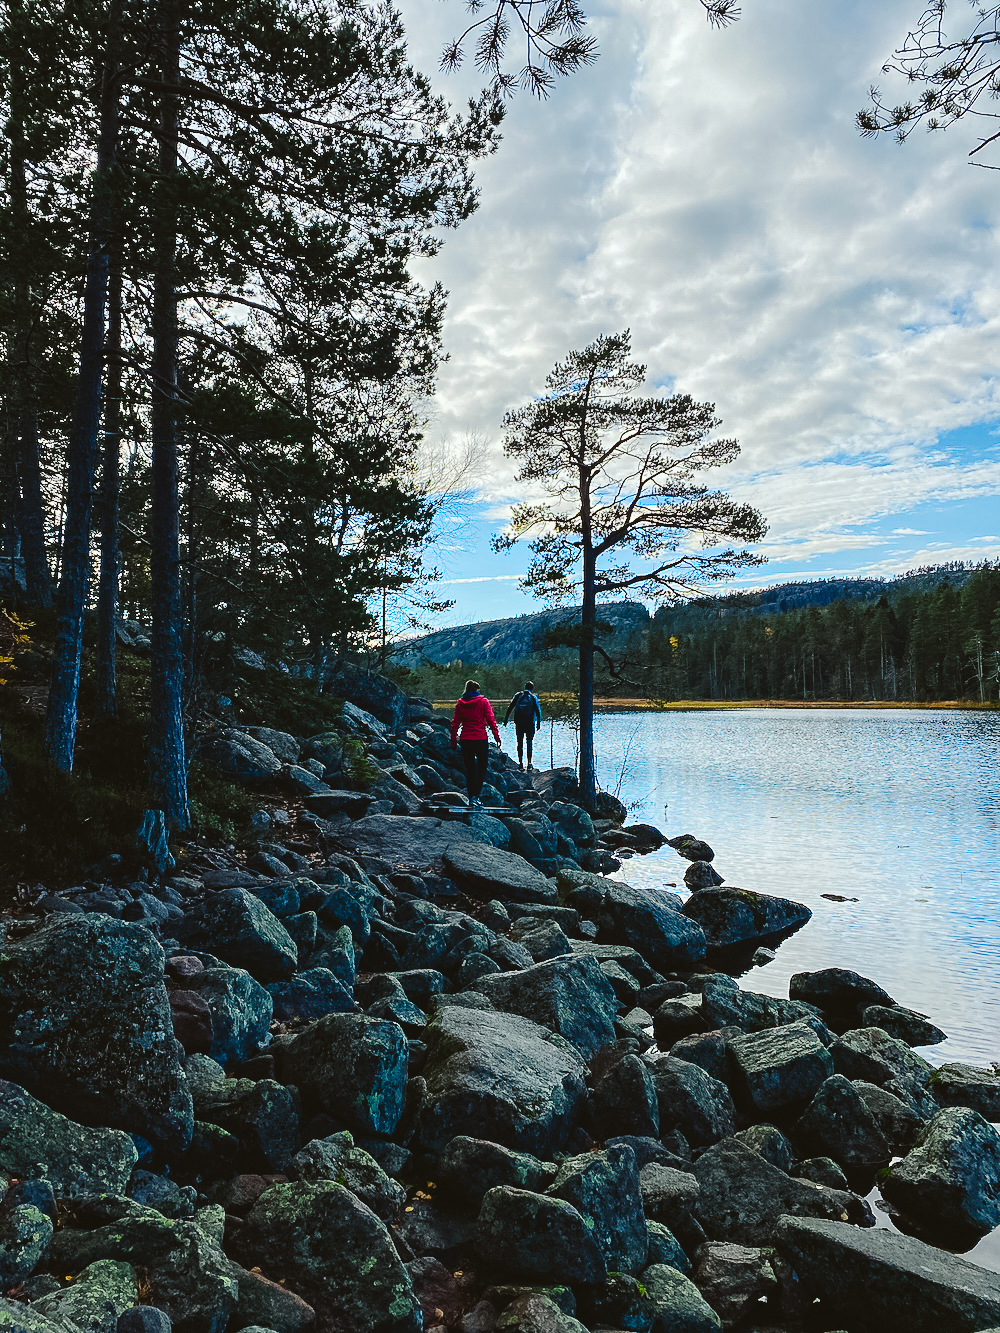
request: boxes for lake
[539,706,1000,1264]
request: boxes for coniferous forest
[0,0,501,852]
[395,563,1000,706]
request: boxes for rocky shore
[2,674,1000,1333]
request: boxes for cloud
[398,0,1000,554]
[892,528,931,535]
[438,574,525,584]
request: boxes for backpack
[513,691,536,725]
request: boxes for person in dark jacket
[450,679,501,807]
[503,679,542,771]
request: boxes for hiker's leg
[469,740,488,798]
[524,726,533,767]
[459,740,478,798]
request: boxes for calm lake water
[540,706,1000,1266]
[541,707,1000,1068]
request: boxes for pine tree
[495,330,766,808]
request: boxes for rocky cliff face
[394,602,650,667]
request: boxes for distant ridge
[393,602,648,666]
[396,563,980,666]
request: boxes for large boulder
[337,815,489,871]
[728,1021,834,1116]
[419,1006,587,1157]
[32,1258,136,1333]
[545,1144,648,1275]
[930,1063,1000,1119]
[879,1106,1000,1238]
[791,1074,891,1170]
[476,1187,607,1284]
[830,1028,935,1111]
[51,1204,240,1333]
[547,802,596,850]
[640,1264,722,1333]
[292,1132,406,1220]
[643,1054,736,1148]
[691,1242,777,1327]
[443,842,559,906]
[855,1080,927,1153]
[200,728,283,783]
[559,870,706,972]
[530,768,580,803]
[184,966,273,1067]
[326,661,409,732]
[589,1053,660,1140]
[246,726,299,762]
[789,967,895,1017]
[435,1137,556,1210]
[470,955,618,1058]
[639,1162,700,1234]
[861,1004,947,1047]
[303,789,376,819]
[175,889,297,983]
[0,1081,138,1197]
[282,1013,408,1137]
[681,888,811,952]
[193,1077,300,1173]
[692,1138,873,1245]
[775,1214,1000,1333]
[0,1201,53,1291]
[0,915,193,1156]
[267,967,355,1022]
[232,1179,421,1331]
[699,981,817,1034]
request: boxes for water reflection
[547,709,1000,1070]
[549,708,1000,1270]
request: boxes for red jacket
[450,692,501,745]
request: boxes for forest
[394,563,1000,705]
[0,0,502,845]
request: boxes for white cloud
[398,0,1000,551]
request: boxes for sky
[392,0,1000,627]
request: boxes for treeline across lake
[639,564,1000,704]
[392,563,1000,705]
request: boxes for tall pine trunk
[8,2,52,608]
[96,240,122,721]
[146,0,188,829]
[578,467,597,810]
[44,0,121,768]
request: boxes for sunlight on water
[543,709,1000,1067]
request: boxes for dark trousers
[460,739,489,799]
[515,722,535,765]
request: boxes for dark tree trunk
[147,0,188,828]
[8,9,52,608]
[96,242,122,722]
[578,467,597,811]
[44,4,121,769]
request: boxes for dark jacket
[504,689,542,729]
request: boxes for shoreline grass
[433,697,999,712]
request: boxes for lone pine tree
[495,329,767,809]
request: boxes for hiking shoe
[518,762,524,770]
[527,765,535,773]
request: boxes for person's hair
[465,679,480,693]
[524,680,534,690]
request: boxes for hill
[395,564,978,667]
[393,601,650,666]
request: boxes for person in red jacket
[450,679,501,808]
